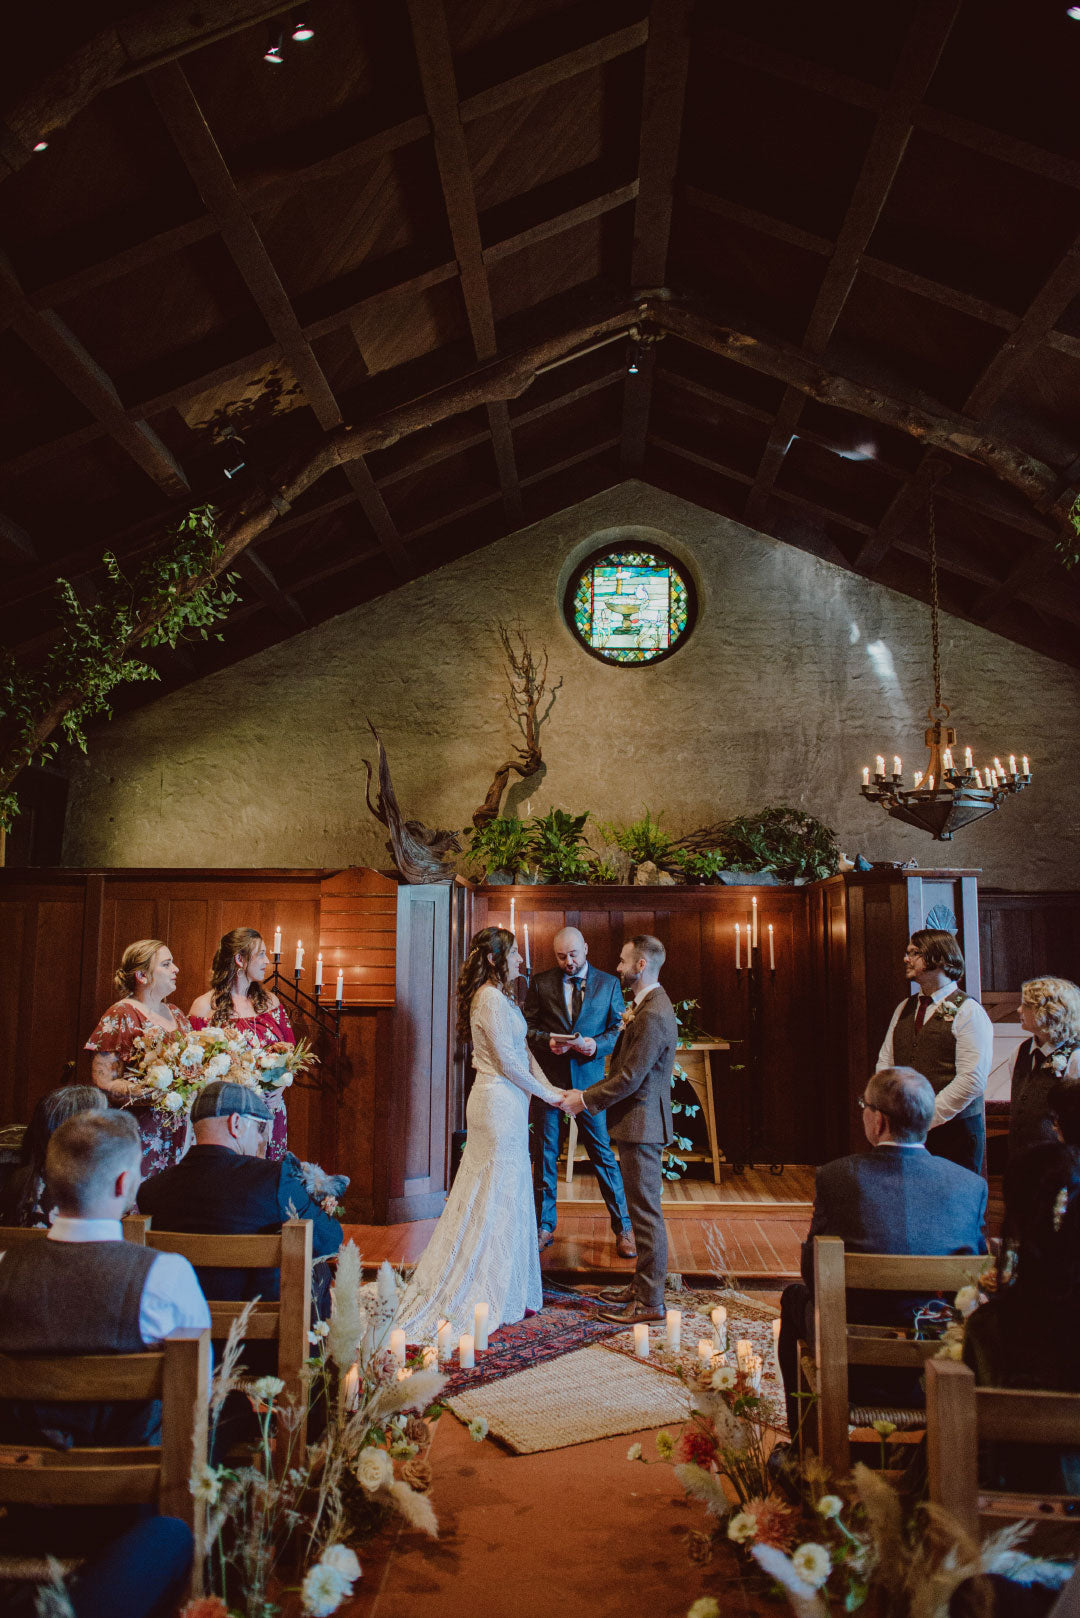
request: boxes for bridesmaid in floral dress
[85,939,193,1176]
[188,927,294,1161]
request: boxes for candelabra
[859,485,1031,840]
[733,904,783,1176]
[268,939,344,1049]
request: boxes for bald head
[553,928,588,974]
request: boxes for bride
[392,926,566,1341]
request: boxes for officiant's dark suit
[585,980,679,1315]
[524,962,632,1241]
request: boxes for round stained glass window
[565,545,696,666]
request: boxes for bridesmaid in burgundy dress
[85,939,193,1176]
[188,926,294,1160]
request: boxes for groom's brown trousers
[616,1142,667,1310]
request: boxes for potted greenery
[528,808,594,883]
[464,816,533,883]
[672,848,727,884]
[596,809,677,878]
[709,805,840,883]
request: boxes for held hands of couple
[557,1089,587,1116]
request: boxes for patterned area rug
[435,1282,628,1398]
[599,1288,787,1434]
[446,1345,694,1454]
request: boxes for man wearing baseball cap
[137,1081,342,1305]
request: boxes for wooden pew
[0,1327,210,1590]
[800,1236,983,1477]
[125,1216,314,1456]
[926,1358,1080,1542]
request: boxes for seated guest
[137,1080,343,1309]
[0,1111,209,1553]
[963,1143,1080,1495]
[0,1084,107,1227]
[1009,978,1080,1159]
[777,1066,987,1437]
[14,1518,195,1618]
[1049,1077,1080,1148]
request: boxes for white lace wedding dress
[392,982,564,1341]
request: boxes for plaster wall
[62,482,1079,891]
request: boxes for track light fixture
[291,18,314,40]
[33,139,49,153]
[264,30,285,64]
[220,426,247,480]
[627,326,642,374]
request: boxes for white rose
[791,1543,832,1589]
[207,1053,231,1077]
[355,1446,393,1492]
[300,1562,352,1617]
[320,1544,361,1582]
[179,1044,203,1068]
[727,1512,756,1543]
[163,1091,185,1112]
[147,1063,173,1090]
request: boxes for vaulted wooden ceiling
[3,0,1080,705]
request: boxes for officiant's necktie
[914,993,932,1032]
[566,974,586,1024]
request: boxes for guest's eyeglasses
[856,1097,879,1114]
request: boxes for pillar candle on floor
[343,1364,359,1412]
[437,1320,452,1363]
[711,1306,727,1351]
[633,1323,650,1358]
[665,1309,682,1353]
[474,1302,490,1351]
[459,1333,475,1369]
[697,1339,713,1367]
[389,1328,406,1367]
[736,1339,753,1372]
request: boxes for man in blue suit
[524,927,635,1258]
[777,1066,987,1437]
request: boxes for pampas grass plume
[750,1544,827,1618]
[672,1461,729,1516]
[327,1241,364,1372]
[387,1478,439,1538]
[370,1367,446,1419]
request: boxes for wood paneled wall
[979,891,1080,992]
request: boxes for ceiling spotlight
[291,18,314,40]
[1067,5,1080,18]
[264,31,285,63]
[220,425,247,480]
[33,139,49,153]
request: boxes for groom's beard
[619,968,642,993]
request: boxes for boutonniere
[1049,1047,1076,1077]
[936,995,963,1025]
[620,1003,637,1031]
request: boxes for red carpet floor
[344,1408,766,1618]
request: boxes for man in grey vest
[561,934,678,1325]
[878,928,993,1174]
[0,1111,209,1554]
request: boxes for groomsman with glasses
[524,927,636,1258]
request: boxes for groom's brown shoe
[596,1299,666,1325]
[595,1283,635,1304]
[615,1230,637,1260]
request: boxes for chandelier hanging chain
[928,488,942,712]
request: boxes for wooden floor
[344,1166,810,1285]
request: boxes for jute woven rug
[446,1344,693,1454]
[598,1288,787,1433]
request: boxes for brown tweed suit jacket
[583,984,677,1146]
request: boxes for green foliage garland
[0,505,238,831]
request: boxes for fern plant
[528,808,594,882]
[464,816,532,878]
[598,808,674,868]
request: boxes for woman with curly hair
[84,939,193,1175]
[0,1084,107,1226]
[1008,976,1080,1159]
[390,926,565,1340]
[188,928,294,1161]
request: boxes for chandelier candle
[666,1309,682,1353]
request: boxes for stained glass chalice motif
[569,547,692,666]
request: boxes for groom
[561,934,678,1325]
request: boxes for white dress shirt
[0,1216,211,1345]
[563,963,588,1020]
[878,983,994,1128]
[633,981,662,1008]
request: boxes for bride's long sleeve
[472,987,564,1103]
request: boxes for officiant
[524,927,636,1258]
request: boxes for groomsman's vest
[1009,1039,1078,1156]
[891,989,981,1121]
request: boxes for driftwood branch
[471,622,562,828]
[361,721,460,883]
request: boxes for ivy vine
[0,505,239,832]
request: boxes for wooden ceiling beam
[459,19,649,123]
[232,548,306,629]
[483,180,638,266]
[0,511,38,564]
[0,262,189,499]
[744,0,961,529]
[146,61,410,580]
[963,235,1080,416]
[621,0,693,476]
[407,0,521,521]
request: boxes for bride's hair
[456,927,515,1043]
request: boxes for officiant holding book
[524,928,636,1258]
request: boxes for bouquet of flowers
[125,1024,260,1128]
[252,1035,318,1094]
